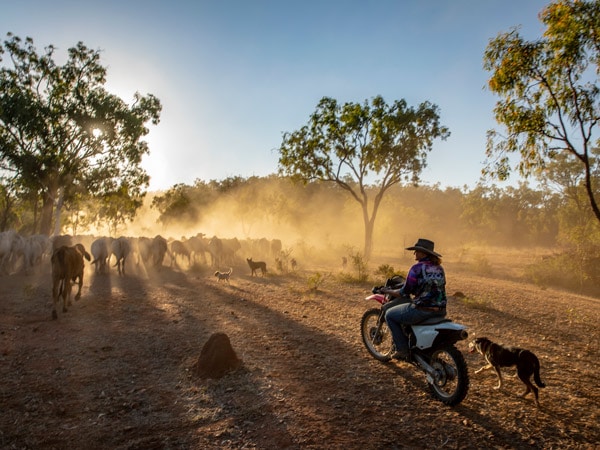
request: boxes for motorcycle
[360,276,470,406]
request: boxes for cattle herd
[0,230,286,319]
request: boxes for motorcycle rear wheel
[427,345,469,406]
[360,308,393,361]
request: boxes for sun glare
[92,128,102,138]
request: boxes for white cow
[91,237,111,274]
[21,234,49,273]
[0,230,24,274]
[111,236,131,276]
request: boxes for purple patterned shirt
[400,257,447,308]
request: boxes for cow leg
[63,279,72,312]
[74,275,83,300]
[51,279,61,320]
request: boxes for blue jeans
[385,303,445,355]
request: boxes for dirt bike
[360,276,470,406]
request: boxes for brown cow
[150,235,168,268]
[169,239,191,267]
[50,243,91,320]
[187,233,209,264]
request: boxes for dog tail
[531,352,546,388]
[228,268,232,275]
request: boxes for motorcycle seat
[417,317,451,325]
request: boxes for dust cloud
[79,179,476,272]
[122,187,359,267]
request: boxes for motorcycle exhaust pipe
[413,353,438,379]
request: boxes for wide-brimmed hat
[405,238,442,258]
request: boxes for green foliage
[483,0,600,223]
[98,185,144,236]
[349,250,369,282]
[374,263,398,280]
[524,246,600,296]
[151,183,205,226]
[306,271,329,291]
[541,149,600,246]
[278,95,450,258]
[460,182,559,246]
[0,33,161,235]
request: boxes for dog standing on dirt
[246,258,267,277]
[469,337,546,407]
[214,268,232,283]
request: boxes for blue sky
[1,0,550,191]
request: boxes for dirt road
[1,262,598,449]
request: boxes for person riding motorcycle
[381,238,447,361]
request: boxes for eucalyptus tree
[278,95,449,258]
[542,149,600,246]
[483,0,600,223]
[151,182,204,227]
[0,33,161,235]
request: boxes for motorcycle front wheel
[360,308,393,361]
[427,345,469,406]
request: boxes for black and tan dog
[469,337,546,407]
[246,258,267,277]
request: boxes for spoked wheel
[360,308,393,361]
[427,345,469,406]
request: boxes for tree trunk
[364,219,374,260]
[32,197,39,234]
[53,188,64,236]
[360,188,386,261]
[583,172,600,223]
[361,199,378,260]
[39,188,58,236]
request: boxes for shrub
[374,263,397,280]
[524,248,600,296]
[306,272,329,291]
[349,251,369,282]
